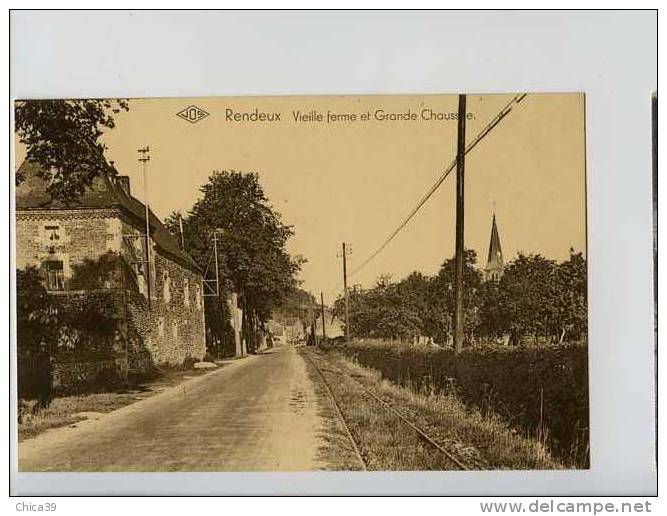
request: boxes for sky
[15,93,586,304]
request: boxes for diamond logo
[176,105,210,124]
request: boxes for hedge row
[339,340,589,467]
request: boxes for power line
[347,93,528,280]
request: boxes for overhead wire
[347,93,528,281]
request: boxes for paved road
[19,346,332,471]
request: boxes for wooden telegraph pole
[138,147,151,309]
[320,291,327,342]
[454,95,467,354]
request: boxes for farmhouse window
[44,260,64,291]
[45,225,61,242]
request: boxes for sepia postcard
[13,93,588,473]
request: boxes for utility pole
[138,146,151,309]
[342,242,351,343]
[454,95,467,354]
[310,305,316,346]
[320,291,327,341]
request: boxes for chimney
[116,176,131,196]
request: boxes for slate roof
[16,160,201,274]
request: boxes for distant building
[267,314,306,345]
[16,160,207,370]
[483,213,505,281]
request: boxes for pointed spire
[485,212,504,280]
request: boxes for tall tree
[335,276,422,341]
[16,267,59,405]
[496,253,558,345]
[476,279,512,340]
[429,249,482,345]
[331,249,586,348]
[15,99,129,201]
[166,170,304,355]
[553,249,587,343]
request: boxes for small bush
[339,339,589,467]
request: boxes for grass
[303,364,367,471]
[18,366,213,442]
[338,338,589,468]
[307,348,563,470]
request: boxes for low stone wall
[52,356,128,393]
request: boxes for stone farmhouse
[16,160,207,374]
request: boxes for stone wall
[124,252,206,365]
[119,218,206,365]
[52,356,129,392]
[16,209,121,277]
[17,209,207,371]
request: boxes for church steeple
[484,213,504,281]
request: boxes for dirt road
[19,346,334,471]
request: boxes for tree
[15,99,129,201]
[165,170,304,355]
[328,248,587,348]
[68,251,131,291]
[272,288,318,331]
[477,279,512,340]
[63,252,129,351]
[16,267,59,405]
[496,253,558,345]
[553,249,587,343]
[429,250,482,345]
[334,252,482,345]
[17,255,133,404]
[334,276,422,341]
